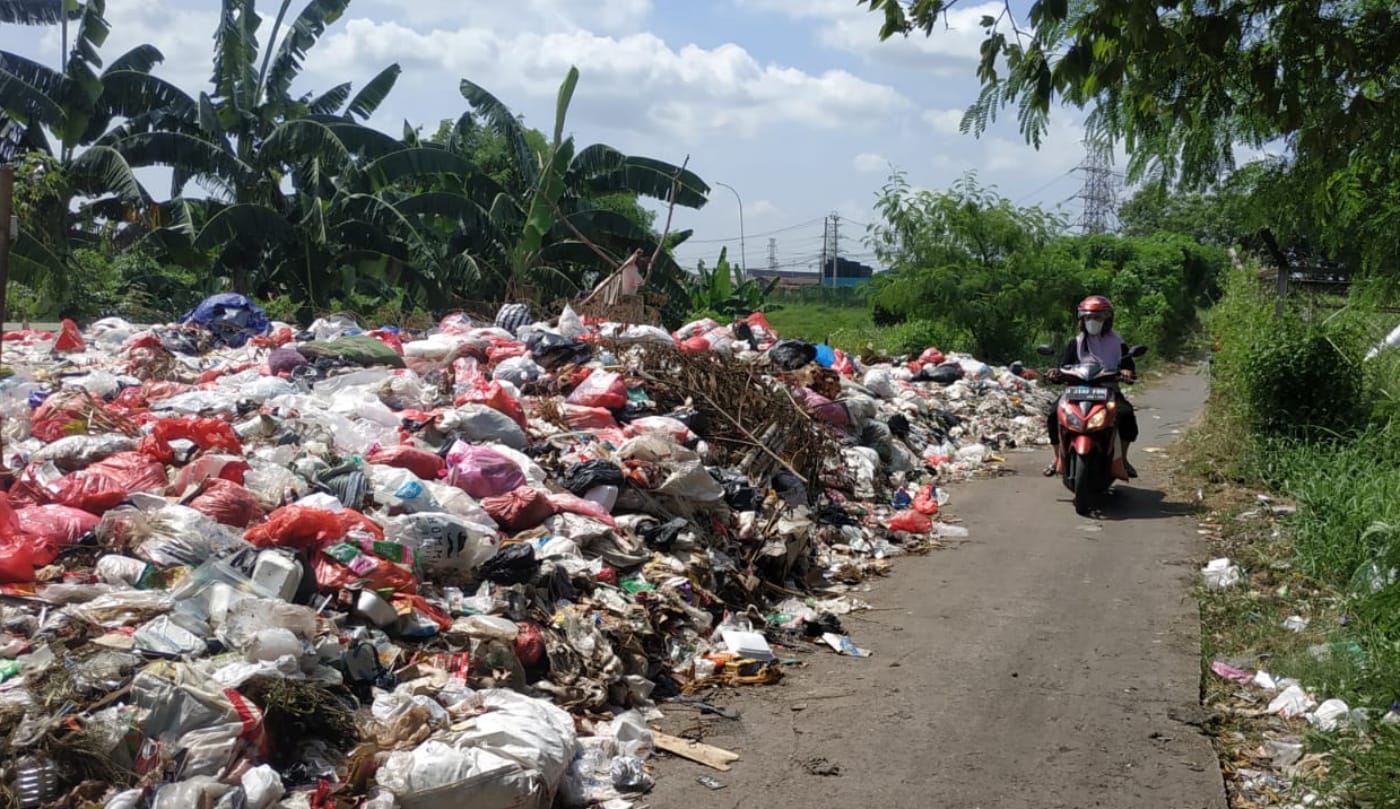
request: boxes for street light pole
[714,181,745,275]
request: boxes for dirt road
[650,368,1225,809]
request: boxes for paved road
[651,368,1226,809]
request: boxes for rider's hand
[1120,370,1136,383]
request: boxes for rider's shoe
[1125,459,1138,478]
[1043,461,1057,477]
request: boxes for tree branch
[645,154,688,284]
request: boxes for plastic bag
[912,483,940,516]
[560,461,625,496]
[482,488,556,533]
[918,347,945,366]
[769,339,817,370]
[441,404,528,450]
[446,441,526,499]
[566,371,627,410]
[15,503,100,545]
[457,379,529,431]
[476,537,540,582]
[383,513,498,576]
[54,318,87,352]
[142,418,243,460]
[546,492,617,528]
[172,454,251,494]
[187,479,265,527]
[28,433,135,472]
[244,505,351,553]
[561,405,618,430]
[886,510,932,533]
[369,445,446,481]
[86,452,170,493]
[45,469,128,513]
[621,416,695,444]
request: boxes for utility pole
[714,181,746,275]
[820,216,829,284]
[830,212,840,288]
[1073,136,1118,234]
[0,163,12,368]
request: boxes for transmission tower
[1073,137,1118,234]
[767,238,778,272]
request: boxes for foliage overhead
[861,0,1400,277]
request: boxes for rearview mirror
[1130,345,1148,358]
[1035,345,1055,356]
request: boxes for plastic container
[13,756,58,809]
[251,550,303,602]
[582,485,619,513]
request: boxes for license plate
[1066,385,1109,401]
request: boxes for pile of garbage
[0,297,1053,808]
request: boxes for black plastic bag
[561,460,626,496]
[529,332,592,369]
[642,517,690,549]
[886,413,911,439]
[768,339,818,371]
[478,543,540,585]
[772,469,808,506]
[919,363,964,385]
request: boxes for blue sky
[0,0,1103,273]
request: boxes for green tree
[867,170,1082,361]
[861,0,1400,277]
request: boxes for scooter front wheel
[1071,453,1101,516]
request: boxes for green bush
[1240,321,1362,437]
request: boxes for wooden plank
[652,731,739,771]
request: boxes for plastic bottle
[583,485,619,513]
[13,756,58,809]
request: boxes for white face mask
[1084,319,1104,336]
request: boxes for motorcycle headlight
[1086,409,1108,431]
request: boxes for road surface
[650,367,1225,809]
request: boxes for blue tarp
[814,343,836,368]
[180,294,271,348]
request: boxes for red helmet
[1077,295,1113,319]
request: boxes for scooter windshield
[1060,361,1109,383]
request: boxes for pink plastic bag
[445,441,526,499]
[546,492,618,528]
[566,370,628,410]
[623,416,696,444]
[482,487,556,533]
[15,504,101,545]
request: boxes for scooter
[1036,343,1148,516]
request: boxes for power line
[682,217,824,245]
[1013,169,1077,206]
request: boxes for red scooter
[1036,344,1147,515]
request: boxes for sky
[0,0,1113,274]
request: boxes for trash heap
[0,298,1053,808]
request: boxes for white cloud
[852,152,889,173]
[306,19,910,144]
[739,0,1008,76]
[749,199,781,219]
[362,0,653,33]
[921,108,965,135]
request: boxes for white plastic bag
[1201,558,1242,589]
[241,764,285,809]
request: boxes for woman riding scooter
[1042,295,1139,478]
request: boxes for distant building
[750,257,877,288]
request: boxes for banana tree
[106,0,403,300]
[367,66,709,307]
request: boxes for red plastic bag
[566,370,628,410]
[482,487,556,533]
[187,479,265,528]
[54,318,86,353]
[87,452,170,493]
[456,379,528,431]
[562,405,618,431]
[546,492,617,528]
[446,442,526,499]
[45,470,128,514]
[918,348,945,366]
[368,329,405,356]
[141,418,242,461]
[245,506,348,553]
[486,344,527,365]
[252,326,296,349]
[832,349,855,378]
[15,504,100,545]
[514,621,546,667]
[912,483,940,516]
[886,510,933,534]
[679,336,710,354]
[197,362,257,385]
[0,501,59,583]
[172,454,250,493]
[368,445,445,481]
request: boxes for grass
[764,303,876,347]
